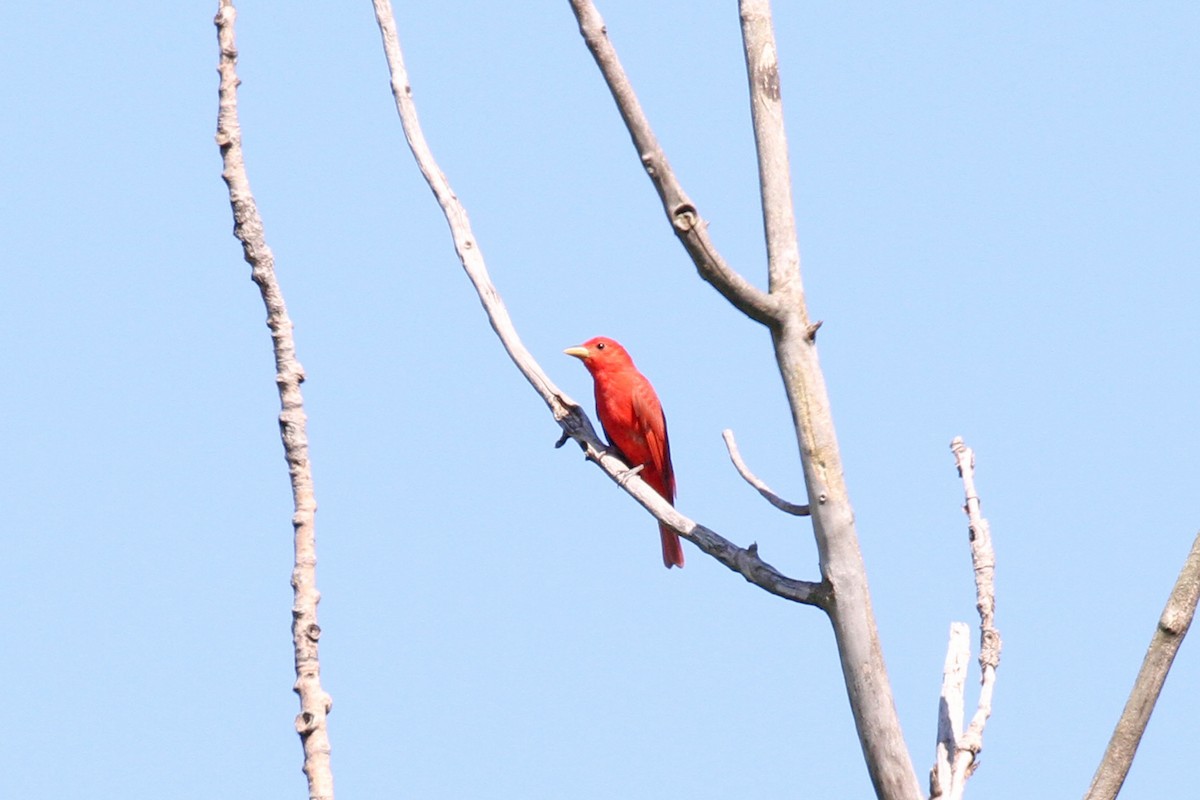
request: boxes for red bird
[564,337,683,569]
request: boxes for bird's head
[563,336,634,375]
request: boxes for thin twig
[371,0,823,608]
[214,3,333,798]
[1085,531,1200,800]
[721,429,809,515]
[371,0,573,427]
[931,437,1002,798]
[567,0,780,326]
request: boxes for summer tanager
[564,337,684,568]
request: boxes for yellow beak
[563,346,590,359]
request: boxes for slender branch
[950,438,1002,708]
[371,0,577,428]
[1085,531,1200,800]
[721,429,810,515]
[930,437,1002,797]
[214,3,333,798]
[739,0,802,298]
[371,0,824,609]
[566,0,780,326]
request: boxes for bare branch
[371,0,824,609]
[739,0,803,299]
[566,0,780,326]
[570,10,920,791]
[931,623,969,800]
[721,429,810,516]
[576,427,827,607]
[929,437,1002,797]
[371,0,582,431]
[735,3,924,795]
[214,3,333,797]
[1085,531,1200,800]
[950,438,1002,680]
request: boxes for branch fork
[931,438,1002,800]
[371,0,824,608]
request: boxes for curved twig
[1085,531,1200,800]
[371,0,823,608]
[567,0,780,326]
[214,3,334,798]
[721,429,809,516]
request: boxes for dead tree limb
[931,439,1003,799]
[721,429,810,516]
[566,1,925,796]
[214,2,334,798]
[370,0,825,608]
[744,6,921,792]
[1085,531,1200,800]
[566,0,779,325]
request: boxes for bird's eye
[596,342,606,350]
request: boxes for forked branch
[371,0,823,608]
[931,438,1002,799]
[567,0,779,326]
[214,2,334,797]
[572,3,924,796]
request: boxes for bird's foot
[616,463,645,487]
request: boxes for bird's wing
[632,378,674,503]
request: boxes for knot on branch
[1159,614,1189,637]
[979,628,1002,657]
[553,400,601,453]
[295,711,320,735]
[671,204,698,232]
[758,62,781,102]
[639,152,657,177]
[732,543,762,580]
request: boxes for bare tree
[371,1,987,797]
[212,0,1198,797]
[367,2,1199,797]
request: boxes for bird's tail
[660,524,685,569]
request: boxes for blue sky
[2,2,1197,798]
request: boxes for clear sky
[2,2,1197,798]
